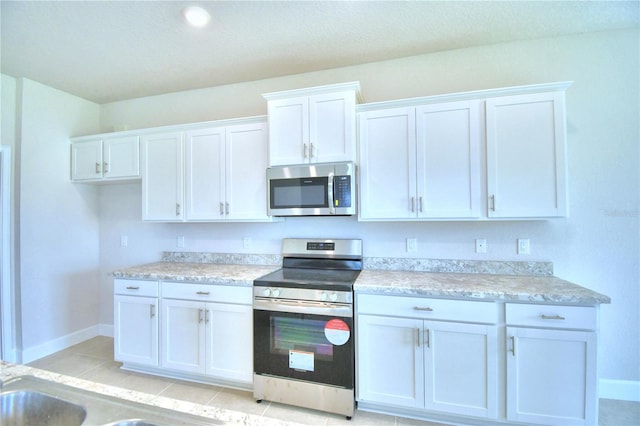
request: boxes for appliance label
[324,319,350,346]
[289,350,314,372]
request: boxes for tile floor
[26,337,639,426]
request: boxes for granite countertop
[0,362,299,426]
[355,270,611,305]
[113,262,279,285]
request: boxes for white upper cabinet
[359,100,481,220]
[141,132,185,221]
[264,82,361,166]
[185,121,269,221]
[71,135,139,182]
[486,91,568,218]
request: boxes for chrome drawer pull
[414,306,433,312]
[196,291,210,295]
[541,314,566,320]
[125,286,140,290]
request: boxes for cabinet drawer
[162,282,252,304]
[506,303,596,330]
[357,294,497,324]
[114,279,158,297]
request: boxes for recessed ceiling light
[182,6,211,28]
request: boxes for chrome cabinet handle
[414,306,433,312]
[225,202,229,215]
[125,286,140,290]
[103,162,109,173]
[303,143,308,158]
[490,195,496,211]
[175,203,181,216]
[310,142,315,158]
[95,162,101,174]
[411,197,415,212]
[415,328,420,347]
[198,309,204,323]
[220,202,224,215]
[509,336,516,356]
[541,314,566,320]
[425,329,430,348]
[205,309,210,324]
[150,304,155,318]
[419,196,423,213]
[196,291,210,295]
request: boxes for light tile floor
[27,337,639,426]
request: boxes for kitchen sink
[1,389,87,425]
[0,375,223,426]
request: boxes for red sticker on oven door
[325,319,350,346]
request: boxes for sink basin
[1,376,222,426]
[1,389,87,426]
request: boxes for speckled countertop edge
[0,362,302,426]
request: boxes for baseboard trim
[600,379,640,402]
[22,324,111,364]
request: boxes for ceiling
[2,1,638,104]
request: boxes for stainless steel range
[253,238,363,419]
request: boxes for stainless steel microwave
[267,162,356,216]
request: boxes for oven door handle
[254,297,352,317]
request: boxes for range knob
[272,288,281,297]
[321,292,328,301]
[262,288,271,297]
[329,292,338,302]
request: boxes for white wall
[18,79,102,361]
[98,28,639,393]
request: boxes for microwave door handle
[328,172,335,214]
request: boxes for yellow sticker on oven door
[325,319,350,345]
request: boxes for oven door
[253,299,354,389]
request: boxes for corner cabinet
[486,91,568,218]
[264,82,361,166]
[141,117,274,222]
[356,294,498,419]
[71,135,140,183]
[358,100,482,220]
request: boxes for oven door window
[254,310,354,388]
[270,177,328,209]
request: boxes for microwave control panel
[334,176,352,207]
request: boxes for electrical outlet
[120,235,128,247]
[518,238,530,255]
[243,236,252,249]
[177,236,185,248]
[406,238,418,253]
[475,239,487,253]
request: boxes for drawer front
[114,279,159,297]
[506,303,596,330]
[161,282,252,304]
[357,294,497,324]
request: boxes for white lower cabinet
[160,282,253,385]
[506,303,598,425]
[113,279,159,366]
[114,278,252,388]
[356,294,498,419]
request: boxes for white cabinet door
[161,299,205,374]
[416,101,481,218]
[205,302,253,383]
[357,314,424,408]
[114,295,158,366]
[506,327,597,425]
[268,91,356,166]
[71,139,102,180]
[359,107,417,219]
[424,321,497,418]
[141,132,184,221]
[226,122,269,220]
[185,127,225,221]
[486,91,567,218]
[103,136,140,179]
[268,96,308,166]
[309,90,356,163]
